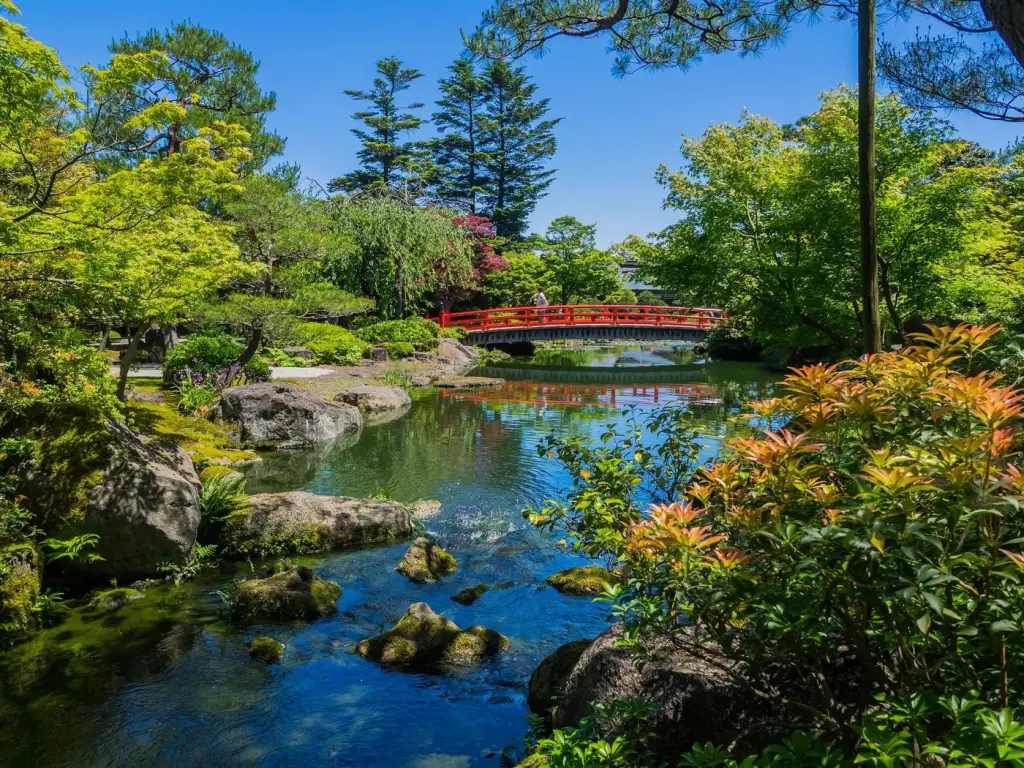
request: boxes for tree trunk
[859,0,882,354]
[879,259,904,341]
[98,323,111,352]
[117,320,153,401]
[237,325,263,368]
[982,0,1024,68]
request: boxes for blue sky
[22,0,1023,245]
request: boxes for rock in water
[527,639,593,717]
[73,424,201,578]
[408,499,442,519]
[220,382,361,449]
[434,376,504,390]
[233,566,341,621]
[223,492,414,557]
[546,565,618,596]
[397,537,457,583]
[356,602,509,665]
[335,385,411,414]
[248,636,285,663]
[450,584,490,606]
[87,587,145,611]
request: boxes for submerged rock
[0,545,41,639]
[233,566,341,621]
[450,584,490,606]
[527,639,593,716]
[397,537,457,583]
[335,385,411,414]
[220,382,361,449]
[87,587,145,611]
[408,499,442,519]
[355,602,509,666]
[546,565,618,596]
[248,636,285,664]
[223,491,414,557]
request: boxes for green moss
[86,587,144,611]
[223,522,332,559]
[546,566,618,596]
[397,537,458,584]
[0,545,42,644]
[28,417,112,526]
[442,625,510,662]
[450,584,490,606]
[232,567,341,622]
[248,636,285,664]
[126,396,258,466]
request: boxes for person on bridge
[534,287,548,323]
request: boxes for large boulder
[223,491,414,557]
[541,624,789,756]
[356,602,509,666]
[397,537,457,583]
[527,639,593,716]
[0,544,42,640]
[220,382,361,449]
[78,425,201,578]
[438,338,480,366]
[233,566,341,621]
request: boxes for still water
[0,346,778,767]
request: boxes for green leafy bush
[383,341,414,359]
[383,367,413,388]
[439,326,467,340]
[174,375,219,415]
[162,333,268,387]
[296,323,370,364]
[262,347,308,368]
[528,324,1024,762]
[356,318,440,350]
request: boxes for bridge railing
[438,304,726,333]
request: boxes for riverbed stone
[248,636,285,663]
[222,491,414,557]
[233,566,341,621]
[397,537,457,583]
[409,499,442,519]
[87,587,145,611]
[527,639,593,716]
[450,583,490,605]
[220,382,362,449]
[335,385,411,414]
[355,602,509,666]
[546,565,618,596]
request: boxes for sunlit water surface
[0,345,778,767]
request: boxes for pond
[0,346,779,767]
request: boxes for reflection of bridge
[476,363,716,385]
[440,380,722,408]
[439,305,725,346]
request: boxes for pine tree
[431,58,489,213]
[331,57,431,197]
[478,61,560,239]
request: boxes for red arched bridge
[438,305,726,346]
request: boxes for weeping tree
[328,195,474,318]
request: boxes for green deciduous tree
[330,57,432,197]
[481,251,548,306]
[539,216,622,304]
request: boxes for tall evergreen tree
[331,57,431,197]
[478,60,559,239]
[431,58,489,213]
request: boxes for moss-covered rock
[397,537,457,584]
[546,565,617,596]
[356,602,509,666]
[0,544,42,643]
[87,587,145,611]
[248,636,285,663]
[450,583,490,606]
[527,639,593,716]
[233,566,341,622]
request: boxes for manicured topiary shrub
[356,318,440,350]
[296,323,371,365]
[162,333,269,388]
[439,326,467,340]
[383,341,414,359]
